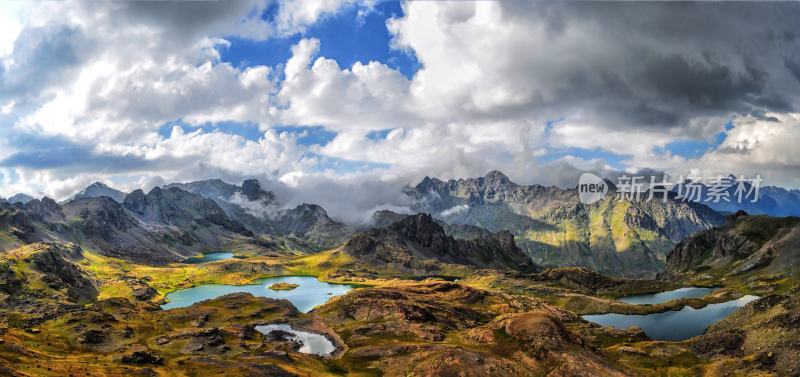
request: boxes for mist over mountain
[13,170,800,277]
[167,178,350,250]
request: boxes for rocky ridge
[342,213,539,274]
[407,170,724,276]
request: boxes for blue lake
[182,252,235,264]
[617,287,714,305]
[255,324,336,356]
[583,295,760,341]
[161,276,354,312]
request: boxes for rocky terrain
[342,213,539,274]
[697,288,800,376]
[4,172,729,276]
[3,176,800,376]
[665,213,800,282]
[0,247,633,377]
[167,179,350,250]
[0,188,271,264]
[310,281,628,376]
[407,171,724,276]
[66,182,128,203]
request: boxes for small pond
[583,295,760,341]
[617,287,715,305]
[182,252,234,264]
[161,276,354,312]
[255,324,336,356]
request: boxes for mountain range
[4,174,800,376]
[67,182,127,203]
[342,213,538,274]
[672,175,800,217]
[9,171,800,276]
[406,171,723,276]
[664,212,800,279]
[0,187,265,264]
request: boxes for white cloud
[273,0,376,35]
[3,0,800,216]
[655,113,800,188]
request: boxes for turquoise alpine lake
[583,295,760,341]
[617,287,715,305]
[255,324,336,356]
[160,276,354,311]
[181,252,234,264]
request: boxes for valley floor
[0,242,797,376]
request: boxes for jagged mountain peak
[414,175,444,192]
[388,212,445,242]
[483,170,511,183]
[665,215,800,279]
[166,178,276,204]
[69,181,127,203]
[241,178,274,202]
[405,172,724,277]
[342,212,538,273]
[8,193,35,204]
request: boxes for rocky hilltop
[342,213,539,274]
[168,179,350,249]
[0,188,269,264]
[67,182,127,203]
[665,213,800,279]
[659,213,800,375]
[407,171,723,276]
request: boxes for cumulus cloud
[642,113,800,188]
[2,0,800,218]
[273,0,376,35]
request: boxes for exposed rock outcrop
[407,171,724,277]
[665,215,800,279]
[342,213,538,273]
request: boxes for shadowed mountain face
[342,213,539,274]
[122,187,248,234]
[167,179,349,250]
[407,171,724,277]
[665,213,800,279]
[0,188,269,264]
[7,193,34,205]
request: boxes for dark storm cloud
[107,0,271,45]
[0,25,94,105]
[496,1,800,131]
[0,134,190,174]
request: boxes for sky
[1,0,800,221]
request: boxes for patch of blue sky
[366,128,392,140]
[0,169,13,185]
[544,118,565,136]
[660,120,733,159]
[220,1,420,79]
[273,126,337,146]
[0,133,157,171]
[159,121,264,142]
[307,153,390,174]
[538,147,630,170]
